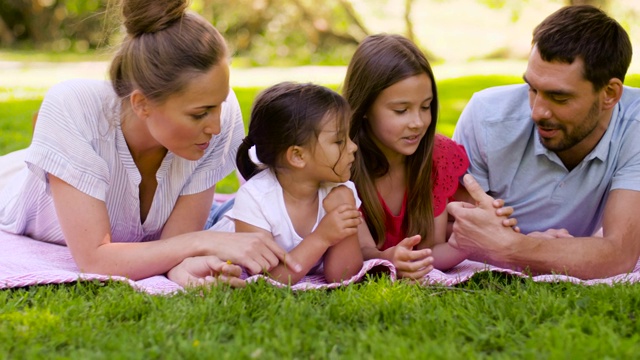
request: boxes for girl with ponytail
[213,82,363,285]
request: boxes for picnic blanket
[2,231,640,295]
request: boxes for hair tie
[248,145,263,166]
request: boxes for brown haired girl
[343,34,515,278]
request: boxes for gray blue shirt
[453,84,640,236]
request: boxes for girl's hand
[167,255,246,288]
[315,204,361,247]
[492,198,520,233]
[382,235,434,279]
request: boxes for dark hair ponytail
[236,137,260,180]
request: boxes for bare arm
[448,175,640,279]
[418,209,467,271]
[235,202,361,285]
[49,175,294,282]
[321,186,363,282]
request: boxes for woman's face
[365,73,433,164]
[146,59,230,161]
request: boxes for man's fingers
[462,174,494,208]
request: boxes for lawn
[2,73,640,358]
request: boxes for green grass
[3,73,640,358]
[2,274,640,358]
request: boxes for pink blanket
[2,231,640,295]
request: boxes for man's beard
[537,100,600,152]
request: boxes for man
[448,5,640,279]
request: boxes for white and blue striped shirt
[0,79,244,245]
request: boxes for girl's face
[365,73,433,163]
[145,59,230,161]
[306,113,357,183]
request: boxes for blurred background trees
[0,0,630,66]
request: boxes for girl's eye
[335,140,344,145]
[421,105,431,111]
[393,109,407,114]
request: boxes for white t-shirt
[213,169,361,258]
[0,79,244,245]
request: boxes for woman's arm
[49,175,293,284]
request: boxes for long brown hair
[109,0,227,103]
[343,34,438,248]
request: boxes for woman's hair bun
[122,0,188,36]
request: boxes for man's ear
[286,145,306,169]
[602,78,623,110]
[129,89,150,119]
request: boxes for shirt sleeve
[225,180,272,232]
[452,93,490,192]
[25,80,111,201]
[611,119,640,192]
[181,89,245,195]
[432,135,469,216]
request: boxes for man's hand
[446,174,517,259]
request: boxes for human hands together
[382,235,434,279]
[492,198,520,232]
[167,255,246,288]
[447,174,519,256]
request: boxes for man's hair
[533,5,632,90]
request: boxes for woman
[0,0,298,287]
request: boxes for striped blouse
[0,79,244,245]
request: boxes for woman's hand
[202,231,302,275]
[167,255,246,288]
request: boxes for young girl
[0,0,296,288]
[343,34,516,279]
[223,82,363,285]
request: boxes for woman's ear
[129,89,150,119]
[286,145,307,169]
[602,78,623,110]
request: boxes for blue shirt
[453,84,640,236]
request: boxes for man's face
[523,46,608,156]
